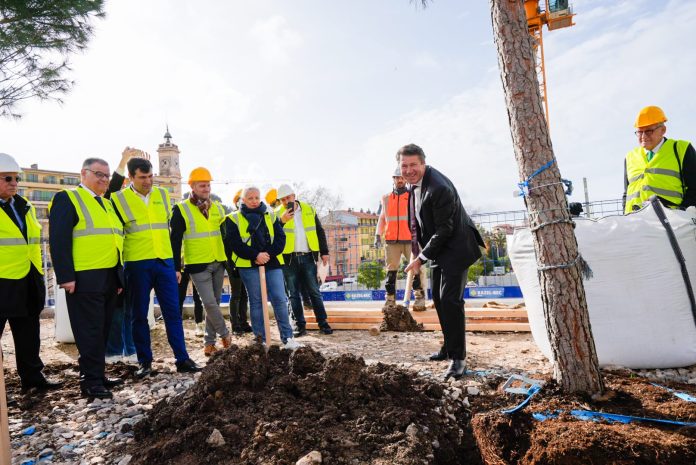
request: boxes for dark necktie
[409,186,420,257]
[95,196,106,211]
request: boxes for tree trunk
[489,0,604,394]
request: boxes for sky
[1,0,695,213]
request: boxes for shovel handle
[1,348,12,465]
[259,265,272,347]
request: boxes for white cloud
[250,16,303,66]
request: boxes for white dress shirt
[293,202,311,253]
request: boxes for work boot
[204,344,217,357]
[294,325,307,338]
[385,294,396,306]
[221,334,232,349]
[413,289,426,312]
[318,322,334,335]
[195,322,205,337]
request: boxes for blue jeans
[282,254,328,328]
[105,301,136,357]
[238,267,293,343]
[124,258,190,363]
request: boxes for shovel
[259,265,272,347]
[1,348,12,465]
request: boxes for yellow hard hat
[265,188,277,205]
[634,106,667,128]
[233,188,243,205]
[188,167,212,184]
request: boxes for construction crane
[524,0,575,127]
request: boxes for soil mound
[471,373,696,464]
[380,304,424,332]
[126,344,475,464]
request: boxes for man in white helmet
[0,153,62,396]
[275,183,333,337]
[375,166,427,310]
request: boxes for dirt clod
[380,304,424,332]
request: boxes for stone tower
[156,125,182,202]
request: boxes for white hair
[241,185,260,198]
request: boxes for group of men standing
[1,106,693,397]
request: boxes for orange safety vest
[384,191,411,241]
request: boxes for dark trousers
[229,272,249,330]
[432,265,468,360]
[0,315,44,386]
[105,301,136,357]
[282,253,328,328]
[125,258,189,363]
[65,275,118,388]
[178,270,204,323]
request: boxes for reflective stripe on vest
[179,200,226,265]
[0,197,43,279]
[56,188,123,271]
[112,187,173,262]
[275,201,319,254]
[625,139,689,213]
[384,191,411,241]
[227,210,284,268]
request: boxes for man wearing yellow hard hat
[170,167,231,357]
[623,106,696,213]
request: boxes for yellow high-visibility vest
[0,196,43,279]
[178,200,226,265]
[227,210,284,268]
[625,139,690,213]
[49,188,124,271]
[112,187,173,262]
[275,201,319,254]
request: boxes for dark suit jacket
[49,188,124,293]
[414,166,485,271]
[0,195,45,318]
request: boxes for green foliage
[467,261,483,282]
[357,260,386,290]
[0,0,105,118]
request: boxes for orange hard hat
[265,188,277,205]
[634,106,667,128]
[188,167,212,184]
[233,189,243,205]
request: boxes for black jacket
[224,213,286,270]
[48,188,124,293]
[0,195,45,318]
[413,166,485,271]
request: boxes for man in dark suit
[401,144,485,380]
[0,153,62,397]
[49,158,125,398]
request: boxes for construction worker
[276,183,333,337]
[225,186,299,348]
[623,106,696,213]
[375,166,427,310]
[0,153,62,398]
[170,167,231,356]
[226,187,252,335]
[49,157,124,398]
[110,154,200,378]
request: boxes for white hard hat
[393,166,402,177]
[0,153,21,173]
[277,183,294,198]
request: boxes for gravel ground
[2,314,695,464]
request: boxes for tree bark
[489,0,604,394]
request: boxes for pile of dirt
[380,304,424,332]
[470,373,696,464]
[124,344,476,464]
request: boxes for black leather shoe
[318,324,333,335]
[21,377,63,393]
[135,362,152,379]
[443,360,466,380]
[81,385,113,399]
[241,323,253,333]
[103,377,124,388]
[428,350,447,361]
[293,327,307,338]
[176,359,202,373]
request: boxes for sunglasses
[2,176,21,183]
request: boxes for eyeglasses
[635,125,664,137]
[85,169,111,180]
[2,176,21,183]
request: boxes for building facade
[322,209,380,277]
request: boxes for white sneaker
[195,322,205,337]
[283,338,303,350]
[105,355,122,364]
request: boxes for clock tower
[156,125,182,202]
